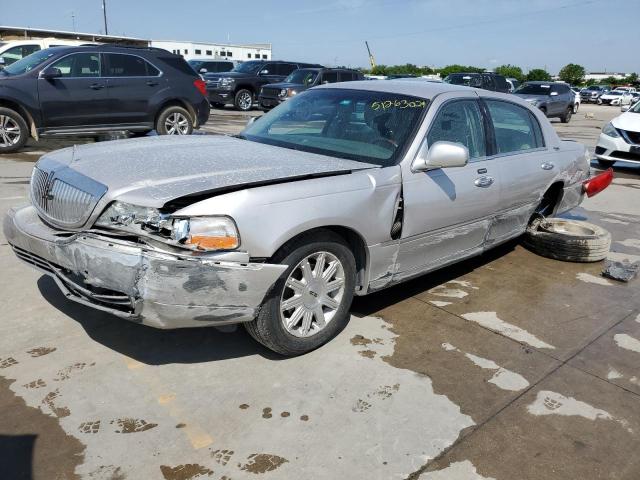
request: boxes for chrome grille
[31,166,98,227]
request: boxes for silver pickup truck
[4,81,597,355]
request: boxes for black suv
[258,68,364,110]
[204,60,323,111]
[443,72,510,93]
[0,45,210,153]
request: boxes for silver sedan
[4,81,598,355]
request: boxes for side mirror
[40,67,62,80]
[0,57,5,65]
[550,91,559,96]
[621,105,630,112]
[199,68,208,73]
[412,141,469,172]
[259,69,269,76]
[246,116,259,127]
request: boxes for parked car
[580,85,610,103]
[597,90,634,106]
[0,38,94,68]
[595,100,640,167]
[443,72,510,93]
[513,81,574,122]
[4,81,608,355]
[204,60,323,111]
[0,45,210,153]
[188,59,234,75]
[257,68,363,110]
[613,86,637,94]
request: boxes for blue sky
[4,0,638,73]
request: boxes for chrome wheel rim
[238,92,252,110]
[0,115,21,147]
[164,112,190,135]
[280,251,345,338]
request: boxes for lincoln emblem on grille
[42,175,55,203]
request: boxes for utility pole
[71,11,76,32]
[102,0,109,35]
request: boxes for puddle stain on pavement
[160,463,214,480]
[27,346,57,357]
[239,453,289,474]
[111,418,158,434]
[461,311,556,350]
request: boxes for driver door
[395,94,501,280]
[38,52,111,128]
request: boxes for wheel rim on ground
[238,92,252,110]
[164,112,190,135]
[0,115,21,147]
[280,251,345,338]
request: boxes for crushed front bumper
[3,206,287,329]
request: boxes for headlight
[602,122,620,138]
[95,201,240,251]
[220,77,235,87]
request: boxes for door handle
[89,83,105,90]
[474,176,494,188]
[541,162,555,170]
[146,81,159,86]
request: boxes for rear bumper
[3,206,287,329]
[207,88,235,105]
[195,97,211,126]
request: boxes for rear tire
[155,106,193,135]
[245,230,356,356]
[234,89,253,111]
[0,107,29,154]
[560,107,572,123]
[523,218,611,263]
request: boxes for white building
[585,72,626,82]
[150,40,271,62]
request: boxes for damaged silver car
[4,81,603,355]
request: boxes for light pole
[102,0,109,35]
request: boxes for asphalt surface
[0,104,639,480]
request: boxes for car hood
[39,135,379,208]
[203,71,256,80]
[612,111,640,132]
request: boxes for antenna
[102,0,109,35]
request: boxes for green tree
[526,68,552,81]
[625,72,638,85]
[558,63,586,85]
[438,64,484,78]
[601,76,621,87]
[494,64,524,82]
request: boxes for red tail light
[583,168,613,198]
[193,79,207,97]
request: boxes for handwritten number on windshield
[371,99,427,111]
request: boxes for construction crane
[365,41,376,70]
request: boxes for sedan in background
[595,100,640,168]
[598,90,634,106]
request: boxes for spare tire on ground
[523,218,611,263]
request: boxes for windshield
[241,89,427,166]
[284,69,318,86]
[232,61,264,74]
[515,84,552,95]
[586,86,602,91]
[188,60,203,71]
[444,74,481,87]
[2,49,57,75]
[606,91,623,96]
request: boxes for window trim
[102,52,163,78]
[423,98,490,163]
[43,51,103,79]
[39,51,164,79]
[481,98,547,159]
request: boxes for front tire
[234,89,253,111]
[245,230,356,356]
[155,106,193,135]
[0,107,28,154]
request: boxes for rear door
[38,51,110,128]
[320,71,339,85]
[482,98,556,242]
[396,93,501,279]
[103,53,162,125]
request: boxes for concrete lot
[0,104,639,480]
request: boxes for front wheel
[245,230,356,356]
[234,89,253,111]
[155,106,193,135]
[0,107,29,154]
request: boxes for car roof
[316,79,475,99]
[41,44,178,56]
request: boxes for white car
[571,87,581,113]
[598,90,634,106]
[0,38,93,68]
[613,86,637,94]
[595,101,640,167]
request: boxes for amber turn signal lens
[187,235,238,250]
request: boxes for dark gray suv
[513,82,574,123]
